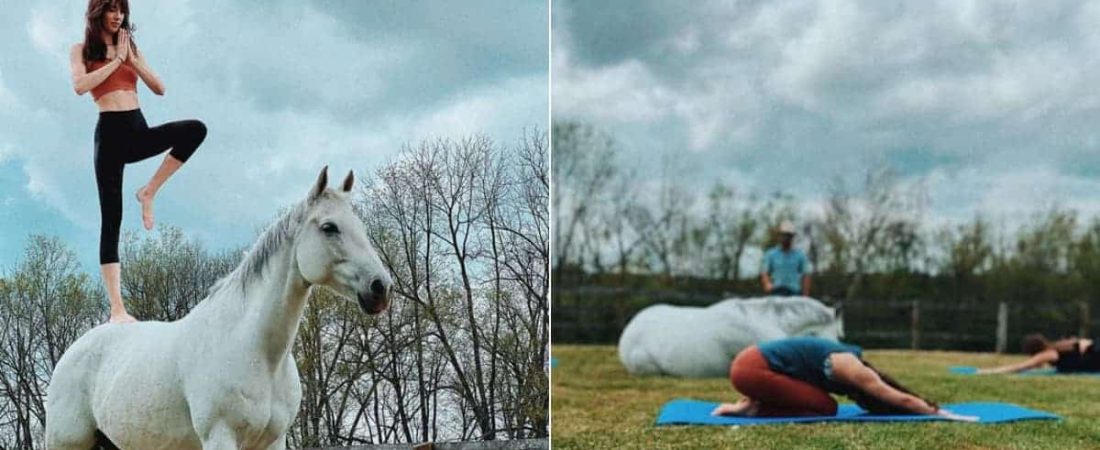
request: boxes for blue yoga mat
[655,399,1059,426]
[950,366,1100,377]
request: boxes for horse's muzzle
[357,281,390,315]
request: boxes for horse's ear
[309,166,329,201]
[341,170,354,193]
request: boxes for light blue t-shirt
[762,246,809,294]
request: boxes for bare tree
[1013,209,1077,274]
[0,236,101,450]
[629,161,694,279]
[120,226,242,321]
[937,216,994,281]
[820,167,923,300]
[552,122,619,271]
[702,183,762,281]
[602,170,643,278]
[356,132,549,443]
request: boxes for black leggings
[94,109,206,264]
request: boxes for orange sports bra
[87,59,138,100]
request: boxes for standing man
[760,220,811,296]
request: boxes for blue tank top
[757,337,863,392]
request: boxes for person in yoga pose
[70,0,207,323]
[977,334,1100,374]
[713,337,974,420]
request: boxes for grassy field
[551,345,1100,449]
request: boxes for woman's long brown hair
[844,359,938,415]
[82,0,134,64]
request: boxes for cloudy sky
[0,0,547,272]
[553,0,1100,229]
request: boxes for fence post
[834,300,845,338]
[910,300,920,350]
[1080,301,1091,339]
[996,302,1008,354]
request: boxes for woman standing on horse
[70,0,207,323]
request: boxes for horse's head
[295,166,393,315]
[801,309,844,340]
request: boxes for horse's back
[50,321,183,408]
[617,297,835,377]
[54,321,181,371]
[619,303,762,377]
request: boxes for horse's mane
[208,200,309,296]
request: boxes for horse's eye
[321,222,339,234]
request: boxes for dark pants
[94,109,206,264]
[769,286,798,296]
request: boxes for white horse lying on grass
[46,167,393,450]
[618,296,843,378]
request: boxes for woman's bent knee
[813,397,838,416]
[729,346,766,393]
[169,119,207,163]
[190,119,207,142]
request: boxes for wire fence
[552,286,1096,353]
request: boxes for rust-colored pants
[729,345,838,417]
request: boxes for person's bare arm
[831,354,937,415]
[760,255,773,293]
[832,354,977,421]
[977,349,1057,374]
[70,44,123,96]
[801,275,811,296]
[127,35,165,95]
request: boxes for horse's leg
[43,417,96,450]
[44,399,97,450]
[199,424,239,450]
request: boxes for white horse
[618,296,843,378]
[46,167,393,450]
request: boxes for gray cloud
[553,0,1100,226]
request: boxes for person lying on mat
[977,334,1100,374]
[712,336,975,421]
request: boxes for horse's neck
[198,244,311,367]
[248,249,311,366]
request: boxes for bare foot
[712,398,754,416]
[135,186,154,230]
[109,311,138,324]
